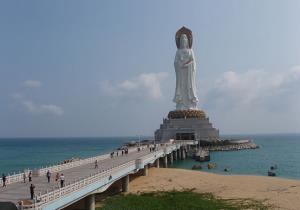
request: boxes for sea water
[0,137,133,175]
[171,134,300,180]
[0,134,300,180]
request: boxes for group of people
[2,170,65,200]
[46,171,65,187]
[149,144,157,152]
[2,171,33,188]
[29,171,65,200]
[22,171,33,183]
[110,148,129,158]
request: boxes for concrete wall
[155,118,219,141]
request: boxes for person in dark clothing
[46,170,51,183]
[2,174,6,187]
[30,184,35,199]
[94,160,98,169]
[28,171,32,182]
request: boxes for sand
[129,168,300,210]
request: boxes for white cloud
[12,80,63,116]
[23,80,42,88]
[204,66,300,108]
[12,93,64,116]
[201,66,300,133]
[100,72,168,100]
[21,100,64,116]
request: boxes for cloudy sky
[0,0,300,137]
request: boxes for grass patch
[97,190,269,210]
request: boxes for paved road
[0,147,154,204]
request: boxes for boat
[268,171,276,176]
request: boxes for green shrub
[97,190,268,210]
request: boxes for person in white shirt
[60,174,65,188]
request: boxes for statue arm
[183,50,195,67]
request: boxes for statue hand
[183,63,190,68]
[183,59,192,67]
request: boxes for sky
[0,0,300,137]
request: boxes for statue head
[180,34,189,49]
[175,26,193,49]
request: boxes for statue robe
[173,48,198,110]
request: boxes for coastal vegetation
[97,190,268,210]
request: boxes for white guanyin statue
[173,27,198,110]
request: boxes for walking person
[46,170,51,183]
[60,173,65,188]
[2,174,6,187]
[29,184,35,200]
[94,160,98,169]
[55,172,59,182]
[23,172,26,183]
[28,171,32,182]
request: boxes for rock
[207,163,217,169]
[192,165,202,170]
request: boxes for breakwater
[203,142,259,152]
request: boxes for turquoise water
[0,134,300,180]
[171,134,300,180]
[0,137,134,174]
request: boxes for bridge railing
[0,153,110,187]
[20,160,136,210]
[0,172,28,186]
[38,145,152,176]
[2,145,149,187]
[37,153,110,176]
[19,143,183,210]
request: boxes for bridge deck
[0,148,152,204]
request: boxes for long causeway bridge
[0,141,196,210]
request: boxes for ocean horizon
[1,133,300,180]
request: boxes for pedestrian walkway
[0,146,157,203]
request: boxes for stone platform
[155,109,219,142]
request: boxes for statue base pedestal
[155,109,219,142]
[168,109,206,119]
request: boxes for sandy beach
[129,168,300,210]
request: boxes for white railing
[20,160,136,210]
[18,143,183,210]
[38,145,152,176]
[0,153,111,187]
[38,153,110,176]
[2,145,148,186]
[0,171,28,186]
